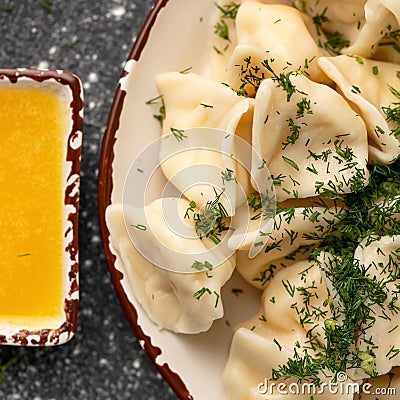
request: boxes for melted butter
[0,86,68,327]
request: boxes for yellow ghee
[0,86,67,327]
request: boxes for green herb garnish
[170,127,187,142]
[193,188,229,244]
[319,32,350,55]
[40,0,52,13]
[312,7,329,36]
[0,5,12,12]
[0,355,19,383]
[191,260,214,271]
[145,95,166,127]
[272,159,400,383]
[213,2,240,46]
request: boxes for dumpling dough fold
[235,205,341,289]
[156,71,255,214]
[105,200,235,334]
[345,0,400,60]
[223,259,354,400]
[319,55,400,164]
[227,1,330,97]
[252,73,369,201]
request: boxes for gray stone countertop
[0,1,178,399]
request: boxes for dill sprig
[272,159,400,382]
[0,355,19,383]
[236,56,266,96]
[191,189,230,244]
[145,95,166,127]
[312,7,329,36]
[293,0,306,13]
[221,168,237,185]
[215,2,240,19]
[247,192,262,214]
[170,127,187,142]
[193,287,212,300]
[40,0,52,13]
[281,118,302,149]
[214,19,230,41]
[0,5,12,12]
[246,191,276,221]
[382,85,400,138]
[319,31,350,56]
[191,260,214,271]
[262,59,300,102]
[214,2,240,45]
[379,26,400,53]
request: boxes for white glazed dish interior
[102,0,262,398]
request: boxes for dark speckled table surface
[0,1,178,399]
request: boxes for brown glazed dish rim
[97,1,194,399]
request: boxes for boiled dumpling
[155,71,254,214]
[223,259,354,400]
[354,235,400,377]
[235,204,341,289]
[227,1,330,97]
[252,73,369,202]
[345,0,400,59]
[242,259,331,349]
[155,71,248,134]
[105,199,235,334]
[319,55,400,164]
[299,0,367,49]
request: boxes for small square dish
[0,69,83,346]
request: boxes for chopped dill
[179,66,193,74]
[40,0,52,13]
[221,168,237,185]
[193,287,212,300]
[252,264,278,287]
[272,159,400,383]
[184,200,197,219]
[319,31,350,56]
[262,59,299,102]
[0,355,19,383]
[214,19,230,41]
[132,224,147,231]
[382,85,400,137]
[293,0,306,13]
[191,260,214,271]
[214,2,240,46]
[192,188,230,244]
[282,155,300,171]
[215,2,240,20]
[170,127,187,142]
[145,95,166,127]
[312,7,329,36]
[232,288,244,297]
[379,26,400,53]
[281,118,302,149]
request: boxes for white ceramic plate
[98,1,261,398]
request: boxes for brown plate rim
[97,1,194,399]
